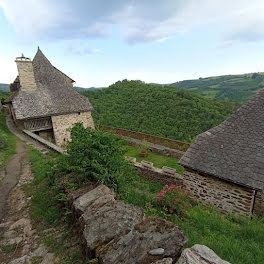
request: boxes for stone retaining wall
[23,129,65,154]
[99,125,190,152]
[129,158,183,186]
[182,169,255,217]
[70,184,187,263]
[127,139,185,159]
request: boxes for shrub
[157,184,193,217]
[56,123,134,192]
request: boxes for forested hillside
[81,80,239,142]
[169,72,264,103]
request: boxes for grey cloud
[1,0,264,44]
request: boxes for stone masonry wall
[131,160,183,187]
[254,191,264,216]
[16,61,37,92]
[182,169,255,217]
[52,111,94,147]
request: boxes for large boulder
[73,184,115,214]
[97,216,187,264]
[176,244,230,264]
[82,200,144,253]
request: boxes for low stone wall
[128,138,185,159]
[99,125,190,152]
[182,169,255,217]
[23,130,65,154]
[70,184,187,263]
[254,191,264,216]
[129,158,183,186]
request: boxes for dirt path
[0,117,81,263]
[0,137,61,264]
[0,139,27,221]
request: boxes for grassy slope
[23,148,84,263]
[169,72,264,103]
[81,80,239,143]
[0,111,16,172]
[27,144,264,264]
[123,144,184,174]
[119,172,264,264]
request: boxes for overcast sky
[0,0,264,87]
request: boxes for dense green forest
[169,72,264,103]
[81,80,239,142]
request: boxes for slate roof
[179,89,264,191]
[11,48,93,120]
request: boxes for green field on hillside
[81,80,239,143]
[170,72,264,103]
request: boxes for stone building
[179,88,264,217]
[6,48,94,147]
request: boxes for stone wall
[182,169,255,217]
[130,159,183,186]
[15,61,37,92]
[253,191,264,216]
[100,125,190,152]
[52,111,94,147]
[128,139,185,159]
[70,184,187,263]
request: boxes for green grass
[27,143,264,264]
[0,111,16,172]
[123,144,184,174]
[1,243,18,253]
[118,174,264,264]
[28,148,61,226]
[27,148,86,263]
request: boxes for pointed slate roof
[179,89,264,191]
[11,49,93,120]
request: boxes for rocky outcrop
[83,200,144,251]
[71,184,188,263]
[73,184,115,215]
[97,217,187,264]
[176,244,230,264]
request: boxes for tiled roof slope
[11,49,93,120]
[179,89,264,191]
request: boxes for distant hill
[169,72,264,103]
[81,80,239,143]
[0,83,9,92]
[74,86,104,92]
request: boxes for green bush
[57,123,134,192]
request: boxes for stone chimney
[15,54,37,92]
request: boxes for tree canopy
[81,80,239,143]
